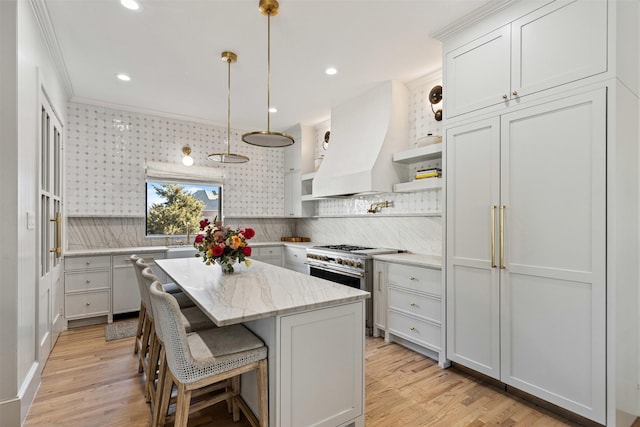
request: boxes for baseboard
[18,361,41,424]
[67,315,108,328]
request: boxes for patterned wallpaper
[65,102,284,217]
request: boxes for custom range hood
[312,80,408,198]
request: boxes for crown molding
[430,0,517,41]
[30,0,74,99]
[70,97,247,131]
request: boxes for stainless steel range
[306,244,400,335]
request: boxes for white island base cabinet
[242,301,365,427]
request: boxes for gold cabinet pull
[500,205,506,269]
[491,205,497,268]
[49,212,62,257]
[410,327,416,331]
[410,303,417,307]
[377,271,382,292]
[409,276,416,281]
[512,90,519,96]
[502,94,508,100]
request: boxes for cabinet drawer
[388,287,441,323]
[65,291,110,318]
[388,310,441,351]
[256,246,283,257]
[113,252,164,267]
[284,247,306,264]
[65,270,110,292]
[388,263,441,296]
[65,255,111,270]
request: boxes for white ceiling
[44,0,493,131]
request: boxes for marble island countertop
[372,252,442,269]
[156,257,369,326]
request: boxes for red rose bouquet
[193,217,255,273]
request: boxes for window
[145,180,222,236]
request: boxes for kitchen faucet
[185,222,191,245]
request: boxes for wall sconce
[429,85,443,121]
[182,146,194,166]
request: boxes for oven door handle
[305,262,365,278]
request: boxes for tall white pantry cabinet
[439,0,639,425]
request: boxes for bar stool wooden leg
[257,359,268,427]
[174,384,192,427]
[134,302,146,354]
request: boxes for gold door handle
[491,205,497,268]
[49,212,62,257]
[500,205,506,269]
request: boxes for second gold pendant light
[242,0,294,148]
[209,51,249,163]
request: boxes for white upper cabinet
[445,0,607,119]
[445,25,511,118]
[511,0,607,97]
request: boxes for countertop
[64,241,314,257]
[156,257,369,326]
[372,253,442,269]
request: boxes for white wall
[0,0,68,424]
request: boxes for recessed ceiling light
[268,107,278,113]
[325,67,338,76]
[120,0,142,11]
[116,73,131,82]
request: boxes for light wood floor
[25,322,590,427]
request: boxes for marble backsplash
[295,216,442,255]
[65,216,296,250]
[66,215,442,256]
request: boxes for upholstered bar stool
[130,254,195,362]
[149,281,268,427]
[138,265,217,401]
[146,279,229,427]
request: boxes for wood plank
[25,322,586,426]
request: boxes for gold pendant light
[209,51,249,163]
[242,0,294,148]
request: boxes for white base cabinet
[283,245,308,274]
[112,252,166,315]
[372,261,387,338]
[64,255,112,323]
[374,259,445,365]
[252,246,283,267]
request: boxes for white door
[445,25,511,118]
[38,94,64,363]
[445,117,501,379]
[499,88,606,423]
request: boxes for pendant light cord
[227,56,231,155]
[267,12,271,132]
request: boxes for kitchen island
[155,257,369,427]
